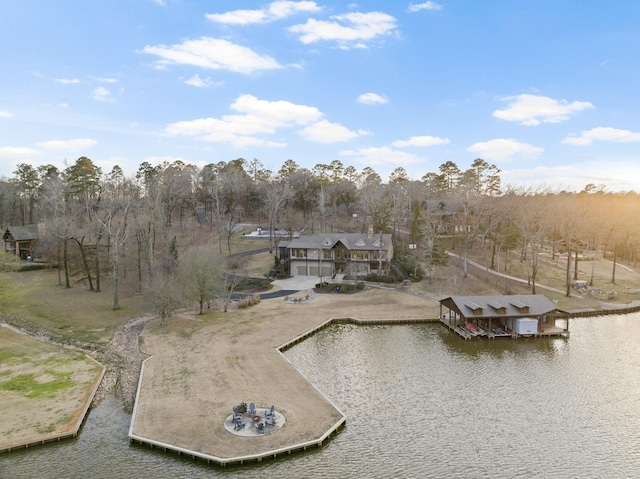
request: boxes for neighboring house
[3,224,40,260]
[439,294,569,339]
[425,199,464,235]
[279,232,393,278]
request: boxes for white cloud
[143,37,282,74]
[93,86,113,102]
[55,78,80,84]
[467,138,543,161]
[392,135,450,147]
[562,127,640,146]
[0,146,40,158]
[206,1,320,25]
[408,2,443,12]
[340,146,423,166]
[232,137,287,148]
[183,74,222,87]
[289,11,397,48]
[357,92,388,105]
[299,120,367,143]
[93,77,119,83]
[165,94,322,147]
[231,93,322,124]
[493,94,594,126]
[0,110,14,118]
[37,138,97,150]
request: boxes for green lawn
[0,270,149,344]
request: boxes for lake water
[3,314,640,478]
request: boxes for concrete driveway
[271,276,323,291]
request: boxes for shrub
[364,273,397,284]
[314,281,365,294]
[237,294,261,309]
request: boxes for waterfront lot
[131,286,439,460]
[0,326,103,450]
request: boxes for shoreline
[2,284,640,457]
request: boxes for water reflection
[438,326,561,359]
[3,314,640,478]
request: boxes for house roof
[425,199,460,216]
[280,233,392,251]
[3,225,39,241]
[440,294,561,319]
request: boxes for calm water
[3,314,640,478]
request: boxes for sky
[1,0,639,192]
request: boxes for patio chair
[255,421,265,434]
[232,415,245,431]
[265,415,276,427]
[265,405,275,418]
[248,402,256,416]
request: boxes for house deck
[440,316,570,340]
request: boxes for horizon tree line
[1,156,639,316]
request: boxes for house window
[335,250,349,260]
[351,250,369,260]
[371,251,384,260]
[323,250,332,260]
[292,248,306,258]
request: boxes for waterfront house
[278,232,393,278]
[439,294,569,339]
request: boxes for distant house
[278,232,393,278]
[439,294,569,339]
[3,224,40,260]
[425,199,465,235]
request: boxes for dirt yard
[0,282,438,455]
[130,285,439,460]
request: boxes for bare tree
[508,188,549,293]
[260,178,292,253]
[179,245,225,314]
[145,270,183,326]
[94,170,133,309]
[41,175,75,288]
[221,256,249,313]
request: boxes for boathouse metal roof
[440,294,562,320]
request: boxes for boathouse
[439,294,569,339]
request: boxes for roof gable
[3,225,39,241]
[281,233,392,251]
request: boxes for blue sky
[1,1,639,191]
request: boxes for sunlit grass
[0,371,74,399]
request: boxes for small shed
[3,225,40,260]
[514,318,538,336]
[439,294,569,339]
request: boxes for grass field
[0,269,149,344]
[2,231,640,346]
[0,326,103,448]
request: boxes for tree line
[1,156,639,315]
